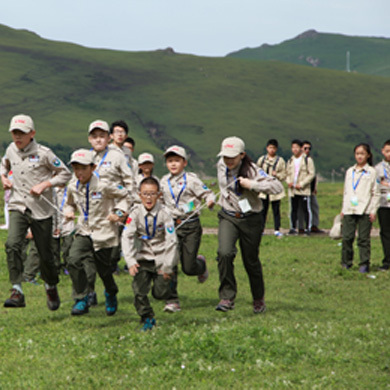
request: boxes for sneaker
[71,295,89,315]
[304,229,310,236]
[88,291,98,307]
[25,277,39,285]
[46,286,61,311]
[163,302,181,313]
[197,255,209,283]
[215,299,235,312]
[288,229,298,236]
[274,231,283,237]
[4,289,26,308]
[253,298,266,314]
[104,291,117,316]
[359,265,369,273]
[141,317,156,331]
[379,265,389,271]
[342,264,352,270]
[298,229,305,235]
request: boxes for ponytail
[238,154,256,192]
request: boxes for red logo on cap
[225,144,234,148]
[76,153,86,157]
[15,119,26,124]
[172,147,179,151]
[95,122,103,126]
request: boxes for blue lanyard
[93,148,109,172]
[352,169,366,192]
[168,173,187,208]
[383,163,389,181]
[60,187,67,211]
[142,214,157,240]
[76,181,90,221]
[225,168,241,196]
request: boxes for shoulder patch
[52,158,61,167]
[117,184,124,190]
[166,223,175,235]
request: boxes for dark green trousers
[111,225,125,267]
[217,210,265,301]
[5,210,58,285]
[341,214,372,267]
[67,235,118,300]
[23,239,40,280]
[52,235,73,270]
[132,260,172,320]
[378,208,390,267]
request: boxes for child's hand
[26,230,33,240]
[380,179,390,187]
[238,177,252,189]
[30,181,52,196]
[107,214,120,223]
[340,212,344,219]
[207,200,215,209]
[369,213,376,223]
[129,264,139,276]
[65,212,75,221]
[288,183,293,188]
[295,184,301,190]
[163,272,171,280]
[1,176,12,190]
[272,170,276,176]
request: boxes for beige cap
[88,120,109,133]
[217,136,245,157]
[9,114,34,133]
[163,145,187,160]
[138,153,155,165]
[70,149,95,165]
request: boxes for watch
[115,210,124,218]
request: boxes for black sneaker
[4,289,26,308]
[379,265,389,271]
[46,286,61,311]
[88,291,98,307]
[288,229,298,236]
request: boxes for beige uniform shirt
[121,202,178,274]
[0,139,72,220]
[286,155,315,196]
[55,187,75,237]
[375,161,390,209]
[64,174,131,251]
[256,154,286,201]
[160,171,216,220]
[217,158,284,213]
[342,164,380,215]
[109,143,138,178]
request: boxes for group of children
[1,113,388,330]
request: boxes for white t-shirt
[293,156,302,186]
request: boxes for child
[256,139,286,237]
[123,136,139,178]
[137,153,159,188]
[160,145,215,312]
[122,177,178,331]
[64,149,131,315]
[110,120,132,161]
[216,137,283,313]
[341,143,379,273]
[285,139,315,235]
[1,114,71,309]
[376,140,390,270]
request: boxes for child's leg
[298,195,311,231]
[261,196,270,231]
[377,208,390,268]
[311,195,320,228]
[51,237,61,273]
[290,196,299,229]
[341,215,357,267]
[271,200,281,231]
[356,215,372,267]
[94,247,119,296]
[152,271,172,301]
[132,260,154,320]
[61,235,74,269]
[84,253,97,293]
[23,240,40,281]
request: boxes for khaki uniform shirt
[160,171,216,220]
[64,174,131,251]
[286,155,315,196]
[256,154,286,201]
[0,139,71,220]
[55,187,75,237]
[342,164,380,215]
[121,202,178,274]
[375,161,390,209]
[217,158,284,213]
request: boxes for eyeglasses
[140,192,159,198]
[303,147,311,151]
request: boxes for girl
[137,153,159,188]
[341,143,380,273]
[216,136,283,313]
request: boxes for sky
[0,0,389,57]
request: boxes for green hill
[227,30,390,78]
[0,24,390,177]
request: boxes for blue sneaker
[359,265,369,273]
[71,295,89,316]
[104,291,117,316]
[141,318,156,331]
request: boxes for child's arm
[63,187,77,221]
[239,164,284,195]
[275,158,286,182]
[191,175,216,209]
[117,155,134,205]
[106,184,132,222]
[341,169,350,217]
[121,209,140,273]
[1,155,12,190]
[367,171,380,221]
[160,211,178,276]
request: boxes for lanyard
[352,169,366,192]
[142,214,157,240]
[168,173,187,208]
[93,148,109,172]
[225,168,241,196]
[383,163,389,181]
[60,187,67,211]
[76,181,90,221]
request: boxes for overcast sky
[0,0,388,56]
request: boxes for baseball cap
[69,149,95,165]
[217,137,245,157]
[138,153,154,165]
[163,145,187,160]
[88,120,109,133]
[9,114,34,133]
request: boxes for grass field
[0,184,389,389]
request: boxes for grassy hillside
[1,24,390,177]
[227,30,390,78]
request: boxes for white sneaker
[274,231,283,237]
[163,302,181,313]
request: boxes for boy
[375,140,390,271]
[122,177,178,331]
[286,139,315,235]
[64,149,131,316]
[160,145,215,312]
[123,135,139,178]
[1,114,71,308]
[256,139,286,237]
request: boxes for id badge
[350,195,358,207]
[181,201,196,213]
[387,193,390,202]
[238,198,252,213]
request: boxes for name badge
[350,196,359,207]
[102,161,111,167]
[91,192,102,200]
[387,193,390,202]
[29,155,39,163]
[238,198,252,213]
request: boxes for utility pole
[346,51,350,73]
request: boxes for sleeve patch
[166,223,175,234]
[52,158,61,167]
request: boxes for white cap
[69,149,95,165]
[88,120,109,133]
[9,114,34,133]
[163,145,187,160]
[217,136,245,157]
[138,153,154,164]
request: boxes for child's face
[72,163,96,184]
[354,146,369,166]
[266,145,277,157]
[302,143,311,156]
[291,143,302,157]
[124,142,134,153]
[110,126,127,146]
[139,162,154,177]
[166,155,187,175]
[11,130,36,150]
[382,145,390,162]
[88,129,110,152]
[139,183,160,211]
[223,153,244,170]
